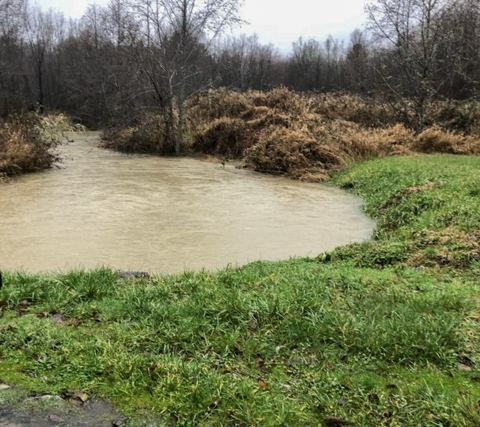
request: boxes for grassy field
[1,154,479,426]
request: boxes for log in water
[0,133,375,273]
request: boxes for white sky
[34,0,368,52]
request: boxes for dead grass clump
[186,88,310,132]
[354,124,414,156]
[192,118,257,158]
[243,119,417,181]
[106,88,480,182]
[311,119,369,158]
[241,97,407,179]
[250,87,310,117]
[238,106,270,121]
[310,93,480,135]
[244,126,354,181]
[186,89,480,181]
[310,92,400,128]
[103,114,177,155]
[0,118,56,178]
[244,126,317,176]
[187,89,253,128]
[247,108,294,130]
[188,89,311,160]
[412,126,480,155]
[428,100,480,135]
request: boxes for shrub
[0,117,53,178]
[192,118,256,158]
[310,92,401,127]
[105,88,480,182]
[412,125,480,154]
[103,113,177,155]
[0,112,83,179]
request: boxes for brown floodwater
[0,132,375,274]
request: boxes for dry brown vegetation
[104,88,480,181]
[102,114,180,155]
[0,113,78,180]
[0,119,53,179]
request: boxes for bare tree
[344,29,370,93]
[0,0,28,114]
[287,37,325,91]
[214,34,281,90]
[23,6,67,111]
[0,0,27,37]
[367,0,460,130]
[435,0,480,99]
[287,36,344,92]
[131,0,243,154]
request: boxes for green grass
[1,154,479,426]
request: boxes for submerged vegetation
[104,88,480,181]
[1,155,479,426]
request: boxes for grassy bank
[1,154,479,426]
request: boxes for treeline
[1,0,479,139]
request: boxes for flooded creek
[0,133,375,273]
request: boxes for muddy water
[0,133,375,274]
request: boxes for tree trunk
[175,98,184,155]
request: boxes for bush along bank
[0,116,55,180]
[103,88,480,182]
[0,154,479,426]
[0,113,83,180]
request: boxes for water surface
[0,133,375,273]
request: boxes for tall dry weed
[244,120,415,181]
[192,118,255,157]
[103,113,177,155]
[187,89,253,127]
[250,87,310,116]
[412,126,480,154]
[105,87,480,182]
[187,88,480,181]
[0,118,55,178]
[310,92,401,127]
[428,100,480,135]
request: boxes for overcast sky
[34,0,368,52]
